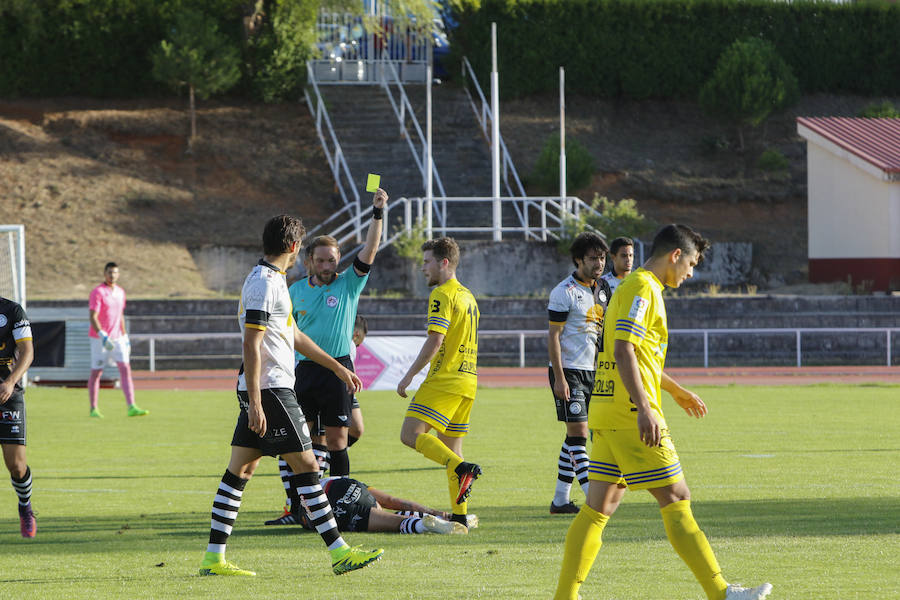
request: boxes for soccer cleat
[422,513,467,534]
[198,560,256,577]
[331,545,384,575]
[725,582,773,600]
[454,462,482,504]
[550,500,580,514]
[127,405,149,417]
[264,507,299,526]
[19,504,36,538]
[89,408,104,418]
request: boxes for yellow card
[366,173,381,193]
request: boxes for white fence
[127,327,900,371]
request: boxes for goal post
[0,225,26,309]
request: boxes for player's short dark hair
[305,235,340,258]
[649,224,710,263]
[262,215,305,256]
[608,237,634,256]
[570,232,609,266]
[422,237,460,269]
[354,315,368,335]
[104,262,118,271]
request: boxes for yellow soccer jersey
[589,267,669,430]
[422,278,479,397]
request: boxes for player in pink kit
[87,262,148,418]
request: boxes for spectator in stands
[87,263,148,418]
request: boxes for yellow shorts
[587,428,684,490]
[405,384,473,438]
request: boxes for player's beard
[315,269,337,285]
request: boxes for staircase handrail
[461,57,527,198]
[304,61,362,233]
[379,60,448,203]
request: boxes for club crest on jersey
[0,315,7,327]
[628,296,649,321]
[326,295,338,308]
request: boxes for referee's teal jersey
[288,269,368,361]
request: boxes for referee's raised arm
[354,187,388,274]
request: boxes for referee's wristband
[372,206,384,220]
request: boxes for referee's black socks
[329,448,349,477]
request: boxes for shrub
[530,135,594,193]
[757,148,790,172]
[857,101,900,119]
[556,195,655,255]
[699,37,799,149]
[391,217,429,260]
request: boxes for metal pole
[491,22,502,241]
[703,331,709,368]
[149,338,156,372]
[559,67,567,214]
[796,330,802,368]
[519,333,525,368]
[426,64,433,211]
[887,330,892,367]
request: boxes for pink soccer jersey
[88,284,126,339]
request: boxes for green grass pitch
[1,383,898,599]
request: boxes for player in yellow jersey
[553,224,773,600]
[397,237,481,530]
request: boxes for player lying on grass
[265,475,475,534]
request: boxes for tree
[699,37,799,151]
[151,9,242,151]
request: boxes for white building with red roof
[797,116,900,292]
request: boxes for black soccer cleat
[264,507,300,526]
[550,500,580,514]
[454,462,482,504]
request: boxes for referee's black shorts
[295,356,355,428]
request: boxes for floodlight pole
[425,64,434,239]
[559,66,567,214]
[491,22,502,241]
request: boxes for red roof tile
[797,117,900,173]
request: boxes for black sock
[329,447,349,477]
[347,435,359,447]
[11,465,32,507]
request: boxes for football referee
[288,187,388,477]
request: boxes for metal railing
[461,57,526,199]
[380,60,447,201]
[671,327,899,368]
[130,327,900,371]
[304,61,360,232]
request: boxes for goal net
[0,225,26,308]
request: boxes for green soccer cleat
[331,545,384,575]
[127,405,149,417]
[89,408,104,418]
[199,558,256,577]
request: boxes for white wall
[807,143,899,259]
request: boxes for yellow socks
[660,499,728,600]
[553,504,609,600]
[448,467,467,515]
[415,433,462,470]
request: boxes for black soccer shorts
[548,367,594,423]
[231,388,312,456]
[295,356,355,428]
[0,391,26,445]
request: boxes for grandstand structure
[302,5,608,270]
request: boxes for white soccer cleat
[422,513,467,534]
[465,513,479,529]
[725,582,773,600]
